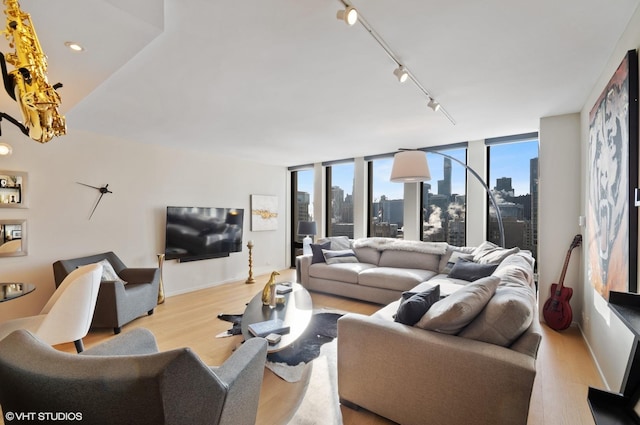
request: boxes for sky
[297,140,539,203]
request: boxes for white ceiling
[1,0,638,167]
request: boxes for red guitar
[543,234,582,331]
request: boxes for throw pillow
[96,258,126,284]
[322,249,359,265]
[415,276,500,334]
[472,241,520,264]
[440,251,475,274]
[447,258,498,281]
[394,285,440,326]
[310,241,331,264]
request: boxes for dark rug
[267,312,342,366]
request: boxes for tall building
[495,177,514,195]
[530,157,539,257]
[437,158,452,196]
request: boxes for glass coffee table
[241,282,312,353]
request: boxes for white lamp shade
[390,150,431,182]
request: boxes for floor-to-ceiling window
[421,146,467,246]
[487,133,539,261]
[367,156,404,239]
[325,161,354,238]
[290,168,314,265]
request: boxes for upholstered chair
[52,252,160,334]
[0,263,102,352]
[0,328,268,425]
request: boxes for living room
[1,1,640,424]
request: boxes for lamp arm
[428,151,505,248]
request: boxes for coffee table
[0,282,35,303]
[241,282,312,353]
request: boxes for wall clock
[76,182,113,220]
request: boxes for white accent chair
[0,263,102,352]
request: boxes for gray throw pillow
[448,258,498,281]
[310,241,331,264]
[394,285,440,326]
[322,249,359,264]
[415,276,500,334]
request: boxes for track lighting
[0,143,12,156]
[427,98,440,112]
[337,6,358,26]
[393,65,408,83]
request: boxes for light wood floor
[45,269,604,424]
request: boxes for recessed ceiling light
[0,143,13,156]
[64,41,85,52]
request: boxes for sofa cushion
[317,236,351,250]
[308,262,376,284]
[310,241,331,264]
[323,249,359,264]
[378,250,440,271]
[354,247,380,265]
[438,246,475,273]
[358,267,437,291]
[410,278,466,298]
[415,276,500,334]
[447,258,498,281]
[394,285,440,326]
[458,284,535,346]
[472,241,520,265]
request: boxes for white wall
[576,5,640,391]
[0,126,288,323]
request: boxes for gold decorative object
[261,271,279,307]
[1,0,66,143]
[156,253,165,304]
[245,240,255,284]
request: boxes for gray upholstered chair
[53,252,160,334]
[0,328,268,425]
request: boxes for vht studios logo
[5,411,83,421]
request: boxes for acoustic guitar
[543,234,582,331]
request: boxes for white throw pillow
[415,276,500,334]
[96,259,126,284]
[472,241,520,265]
[322,249,359,265]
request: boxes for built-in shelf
[588,291,640,425]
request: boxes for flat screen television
[165,206,244,262]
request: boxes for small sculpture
[261,271,280,306]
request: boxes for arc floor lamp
[390,149,505,248]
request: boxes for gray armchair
[53,252,160,334]
[0,328,268,425]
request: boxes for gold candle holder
[245,240,256,284]
[157,253,165,304]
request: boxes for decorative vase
[157,253,165,304]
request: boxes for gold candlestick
[157,253,165,304]
[245,240,256,284]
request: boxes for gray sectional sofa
[296,236,541,425]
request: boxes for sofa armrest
[81,328,159,356]
[296,255,312,287]
[338,313,537,425]
[119,268,159,285]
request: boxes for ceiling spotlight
[337,6,358,26]
[393,66,408,83]
[0,142,13,156]
[64,41,85,52]
[428,98,441,112]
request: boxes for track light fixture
[427,98,441,112]
[337,6,358,26]
[393,65,408,83]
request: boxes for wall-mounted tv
[165,206,244,262]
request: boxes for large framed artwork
[587,49,639,298]
[250,195,278,231]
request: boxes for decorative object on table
[587,49,639,298]
[76,182,113,220]
[0,170,27,208]
[266,311,343,382]
[156,253,165,304]
[297,221,317,256]
[245,240,255,284]
[250,194,278,231]
[0,0,66,143]
[248,318,290,337]
[390,149,505,247]
[261,271,279,306]
[543,234,582,331]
